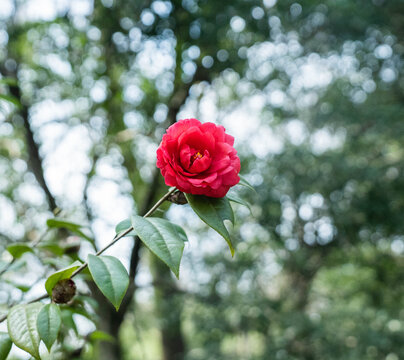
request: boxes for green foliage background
[1,0,404,359]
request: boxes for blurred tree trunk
[90,281,127,360]
[281,246,330,359]
[1,63,57,212]
[151,256,186,360]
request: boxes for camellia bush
[0,118,253,360]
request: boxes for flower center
[190,151,203,165]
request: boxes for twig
[0,294,49,323]
[71,186,176,278]
[0,187,177,323]
[0,259,15,277]
[144,187,176,217]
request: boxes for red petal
[189,150,212,173]
[224,133,235,146]
[179,144,193,169]
[166,119,201,139]
[221,170,240,186]
[178,126,215,153]
[208,157,231,172]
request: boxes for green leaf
[46,218,94,243]
[0,77,18,86]
[87,255,129,311]
[7,303,43,359]
[185,194,235,256]
[226,193,252,213]
[38,243,65,256]
[0,94,21,108]
[45,261,82,296]
[89,330,115,343]
[3,278,30,293]
[37,304,61,352]
[15,284,31,293]
[238,175,256,193]
[131,216,188,278]
[115,219,136,236]
[6,244,34,259]
[0,332,12,360]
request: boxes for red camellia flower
[156,118,241,198]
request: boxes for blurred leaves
[6,244,33,259]
[46,219,94,244]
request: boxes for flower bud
[52,279,76,304]
[168,191,188,205]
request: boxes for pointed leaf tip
[131,216,188,278]
[238,175,256,193]
[185,194,235,256]
[88,255,129,311]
